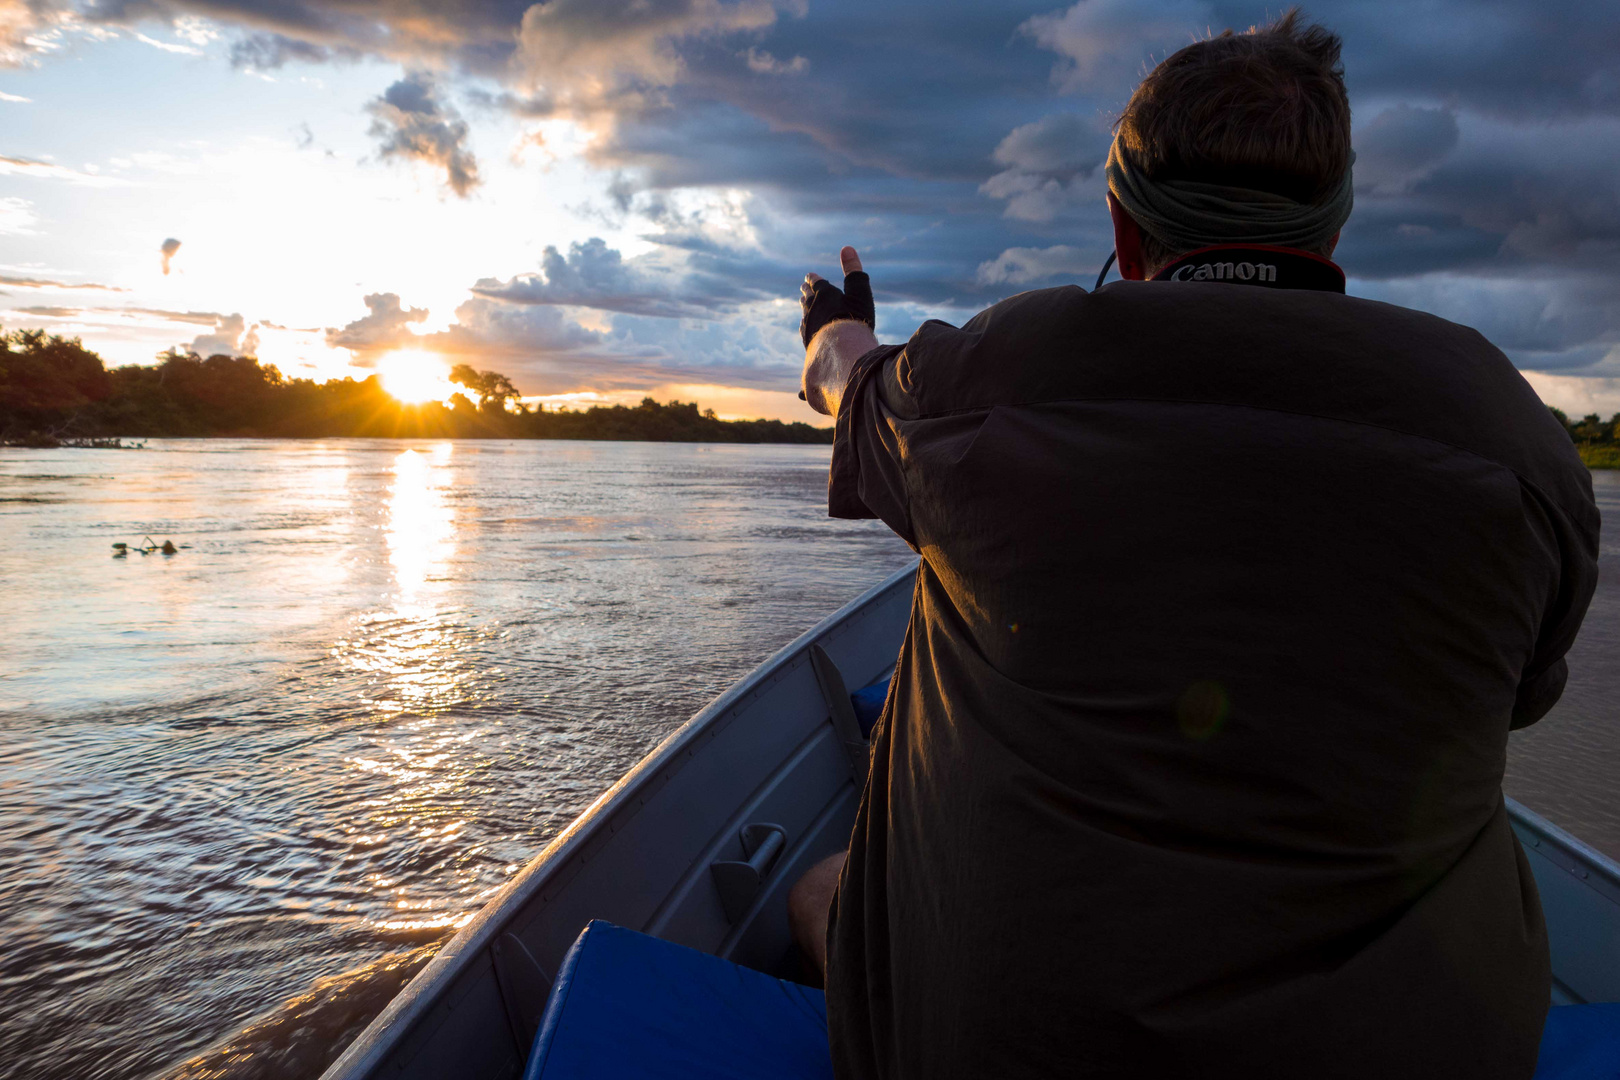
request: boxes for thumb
[840,246,862,274]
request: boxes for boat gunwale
[320,563,918,1080]
[1506,796,1620,907]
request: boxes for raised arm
[799,246,880,417]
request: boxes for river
[0,440,1612,1080]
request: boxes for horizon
[2,1,1618,423]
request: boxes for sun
[378,350,457,404]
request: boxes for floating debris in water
[112,536,182,557]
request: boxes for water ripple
[0,439,917,1080]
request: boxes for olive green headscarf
[1104,136,1355,252]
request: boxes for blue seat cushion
[522,921,833,1080]
[849,679,889,739]
[1536,1003,1620,1079]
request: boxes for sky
[1,0,1618,424]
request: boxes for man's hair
[1116,9,1351,273]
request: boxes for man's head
[1107,9,1353,279]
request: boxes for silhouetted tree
[450,364,521,413]
[0,329,112,437]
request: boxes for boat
[321,563,1620,1080]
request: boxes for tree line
[0,329,832,446]
[5,328,1615,463]
[1548,408,1620,469]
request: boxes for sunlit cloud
[1522,371,1620,418]
[0,195,36,234]
[185,312,259,357]
[0,273,126,291]
[326,292,430,356]
[134,31,202,56]
[0,154,122,186]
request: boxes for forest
[0,329,833,446]
[4,328,1617,464]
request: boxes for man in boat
[788,11,1599,1080]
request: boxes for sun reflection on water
[332,444,505,940]
[332,445,473,717]
[386,446,456,605]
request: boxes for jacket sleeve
[828,343,915,548]
[1510,479,1600,729]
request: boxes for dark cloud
[1343,115,1620,279]
[471,238,749,319]
[229,33,347,69]
[366,72,480,196]
[160,237,181,275]
[325,292,429,354]
[1353,105,1461,194]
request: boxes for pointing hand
[800,246,875,348]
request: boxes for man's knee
[788,851,846,981]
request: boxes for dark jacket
[824,277,1600,1080]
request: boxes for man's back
[823,281,1599,1079]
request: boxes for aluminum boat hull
[323,563,1620,1079]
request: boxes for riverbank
[1580,444,1620,469]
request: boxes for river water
[0,440,1612,1080]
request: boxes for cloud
[437,294,606,364]
[0,304,238,333]
[366,71,480,196]
[229,33,348,69]
[1350,272,1620,373]
[324,292,429,355]
[11,305,81,317]
[185,312,259,357]
[0,91,31,103]
[1342,113,1620,282]
[471,237,768,318]
[1019,0,1212,94]
[1521,372,1620,418]
[980,112,1111,222]
[135,30,201,55]
[514,0,779,105]
[124,306,226,325]
[743,48,806,75]
[0,194,35,234]
[1354,105,1461,195]
[160,237,181,275]
[0,154,120,185]
[1,1,61,67]
[435,292,810,395]
[975,244,1103,287]
[0,273,127,291]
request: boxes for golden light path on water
[341,445,481,937]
